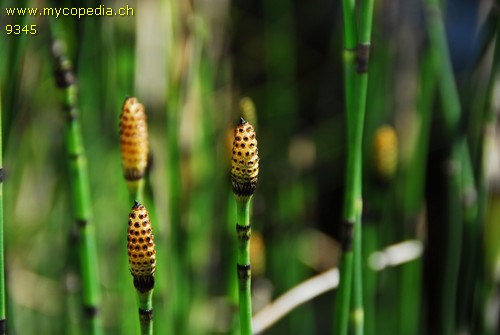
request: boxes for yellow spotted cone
[373,125,398,181]
[120,97,149,181]
[231,118,259,198]
[127,201,156,293]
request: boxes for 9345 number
[6,24,37,35]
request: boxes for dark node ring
[231,176,257,197]
[133,275,155,293]
[138,308,154,322]
[237,263,251,280]
[83,305,100,317]
[125,168,146,181]
[341,219,355,252]
[236,224,252,241]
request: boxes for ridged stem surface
[137,290,154,335]
[57,70,103,335]
[236,197,253,335]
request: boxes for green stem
[351,1,375,334]
[166,85,189,335]
[424,0,461,139]
[335,0,374,333]
[333,0,357,333]
[127,179,145,204]
[398,49,436,335]
[235,197,253,335]
[52,46,103,335]
[0,86,6,335]
[424,1,471,333]
[137,290,154,335]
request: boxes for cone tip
[238,117,248,126]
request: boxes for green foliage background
[1,0,500,334]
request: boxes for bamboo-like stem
[333,0,357,332]
[235,198,253,335]
[137,290,154,335]
[51,42,103,335]
[335,0,374,333]
[351,2,374,334]
[0,86,6,335]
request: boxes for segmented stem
[52,42,103,335]
[335,0,374,333]
[137,290,154,335]
[236,198,253,335]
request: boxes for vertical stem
[166,98,188,335]
[127,179,145,204]
[333,0,357,333]
[335,0,375,333]
[0,86,6,335]
[53,47,103,335]
[137,290,154,335]
[424,0,460,137]
[236,198,253,335]
[424,0,472,333]
[398,49,436,335]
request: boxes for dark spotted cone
[231,118,259,197]
[127,201,156,292]
[120,97,149,181]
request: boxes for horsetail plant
[120,97,149,203]
[51,42,103,335]
[231,118,259,335]
[335,0,375,333]
[127,201,156,335]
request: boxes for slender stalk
[231,118,259,335]
[424,0,460,138]
[51,42,103,335]
[166,84,189,335]
[352,0,377,318]
[0,86,6,335]
[137,290,154,335]
[127,179,145,204]
[333,0,357,332]
[398,49,436,335]
[236,199,253,335]
[335,0,374,333]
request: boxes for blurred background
[1,0,500,334]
